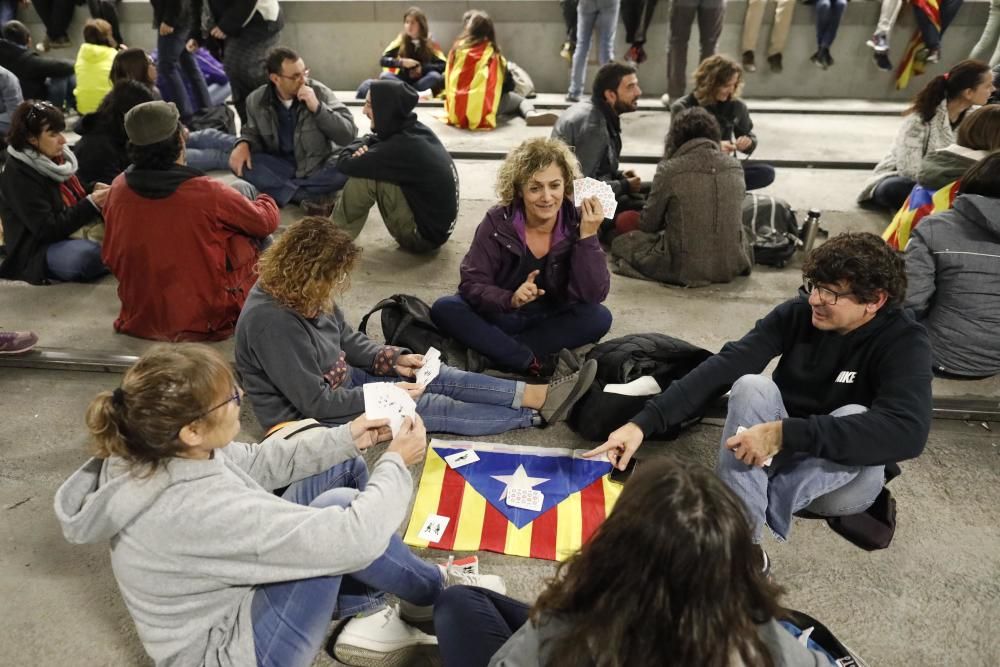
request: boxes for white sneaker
[399,556,506,624]
[660,93,671,108]
[333,603,437,666]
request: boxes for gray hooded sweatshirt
[53,420,413,667]
[904,194,1000,376]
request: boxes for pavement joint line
[447,150,877,170]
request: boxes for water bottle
[801,209,822,254]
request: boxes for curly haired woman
[235,216,598,436]
[670,55,775,191]
[431,138,612,376]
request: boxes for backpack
[506,61,537,99]
[358,295,462,365]
[567,334,718,441]
[743,193,801,268]
[780,609,870,666]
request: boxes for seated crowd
[0,3,996,666]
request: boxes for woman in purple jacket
[432,137,613,376]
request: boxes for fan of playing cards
[573,177,618,219]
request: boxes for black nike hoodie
[336,79,459,246]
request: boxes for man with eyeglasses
[587,232,933,563]
[229,46,356,217]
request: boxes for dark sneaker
[0,330,38,355]
[299,196,337,217]
[873,51,893,71]
[822,48,835,68]
[742,50,757,73]
[540,359,597,424]
[810,51,826,70]
[767,53,783,73]
[636,44,648,64]
[866,32,889,53]
[624,44,641,65]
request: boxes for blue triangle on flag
[433,446,612,529]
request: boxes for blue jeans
[715,375,885,542]
[45,74,75,112]
[568,0,619,97]
[346,366,537,436]
[157,27,212,119]
[814,0,847,48]
[435,587,530,667]
[0,0,17,26]
[871,175,915,212]
[252,457,443,667]
[431,295,612,371]
[185,129,237,172]
[357,70,444,98]
[241,153,348,207]
[45,238,107,282]
[743,161,776,191]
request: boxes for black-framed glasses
[803,278,854,305]
[193,387,243,422]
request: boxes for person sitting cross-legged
[235,215,599,437]
[333,79,458,253]
[101,101,279,341]
[229,46,357,217]
[587,233,933,566]
[431,137,612,377]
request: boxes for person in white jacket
[54,343,503,667]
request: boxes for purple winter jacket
[458,200,611,314]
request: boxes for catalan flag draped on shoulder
[404,441,620,561]
[894,0,941,90]
[444,40,507,130]
[883,179,960,250]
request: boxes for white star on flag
[492,464,549,501]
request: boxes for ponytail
[908,59,991,124]
[86,390,132,460]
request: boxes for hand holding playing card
[579,196,604,238]
[349,415,392,450]
[387,415,428,466]
[395,353,424,379]
[573,177,618,220]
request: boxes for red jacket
[102,166,279,341]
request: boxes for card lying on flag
[404,440,620,561]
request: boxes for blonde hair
[86,345,235,473]
[256,216,362,317]
[495,137,581,206]
[692,55,743,106]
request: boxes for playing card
[415,347,442,386]
[363,383,417,436]
[505,487,544,512]
[736,426,772,466]
[573,177,617,219]
[444,449,480,469]
[417,514,451,542]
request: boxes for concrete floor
[2,105,999,667]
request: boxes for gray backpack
[742,193,801,268]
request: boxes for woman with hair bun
[859,59,995,212]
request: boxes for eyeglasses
[803,278,854,305]
[193,387,243,422]
[277,68,309,83]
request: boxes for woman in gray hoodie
[55,344,503,667]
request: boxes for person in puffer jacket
[73,19,119,114]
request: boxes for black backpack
[358,294,463,365]
[568,334,718,441]
[743,193,801,268]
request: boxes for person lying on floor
[55,343,504,667]
[434,456,837,667]
[235,216,598,436]
[431,137,612,376]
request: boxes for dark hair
[665,107,722,157]
[265,46,300,76]
[592,61,637,102]
[457,10,498,53]
[532,457,784,667]
[397,7,435,62]
[955,105,1000,151]
[958,152,1000,198]
[908,59,991,123]
[127,128,183,170]
[802,232,907,307]
[1,20,30,45]
[95,80,156,146]
[111,48,156,88]
[83,18,116,48]
[7,100,66,151]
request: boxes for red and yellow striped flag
[404,442,621,561]
[894,0,941,90]
[443,41,506,130]
[882,179,959,250]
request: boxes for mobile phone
[609,458,638,485]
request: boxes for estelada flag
[894,0,941,90]
[443,41,506,130]
[404,441,621,561]
[882,179,959,250]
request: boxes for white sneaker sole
[334,642,436,667]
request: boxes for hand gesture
[229,142,252,177]
[387,415,428,466]
[352,144,369,158]
[624,170,641,194]
[720,140,736,154]
[349,416,392,450]
[159,22,174,36]
[297,85,320,113]
[725,421,782,467]
[185,38,199,53]
[90,184,110,208]
[734,136,753,153]
[395,381,426,401]
[511,269,545,308]
[394,353,425,379]
[579,195,604,238]
[583,422,645,470]
[210,26,227,40]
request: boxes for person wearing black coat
[0,22,74,110]
[0,101,108,284]
[73,80,156,189]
